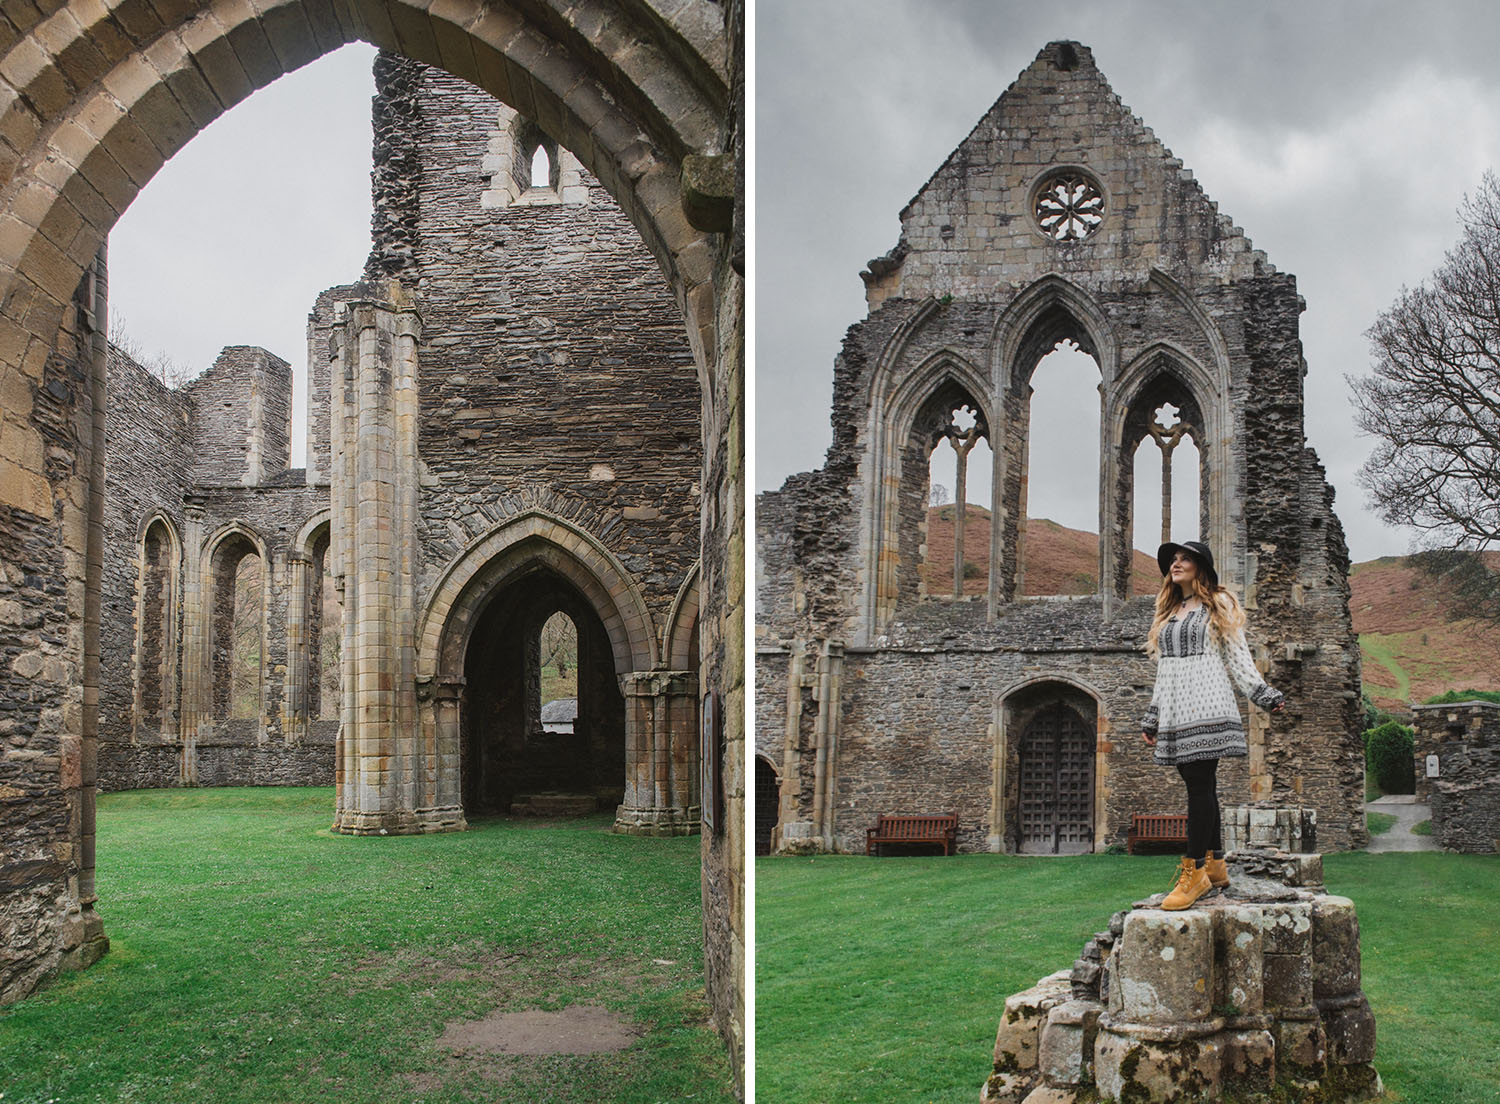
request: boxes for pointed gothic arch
[860,339,995,633]
[131,512,181,739]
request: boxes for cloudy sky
[108,42,378,466]
[754,0,1500,563]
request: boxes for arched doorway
[755,755,780,855]
[1000,679,1100,855]
[460,566,625,817]
[1017,702,1095,854]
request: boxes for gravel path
[1365,794,1439,852]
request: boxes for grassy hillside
[1351,555,1500,709]
[921,509,1159,597]
[919,517,1497,709]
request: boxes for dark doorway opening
[754,756,779,855]
[460,566,625,817]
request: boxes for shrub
[1365,720,1416,795]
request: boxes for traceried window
[1033,170,1105,242]
[921,403,993,598]
[1123,378,1208,598]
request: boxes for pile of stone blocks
[1219,804,1317,854]
[981,850,1380,1103]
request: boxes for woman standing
[1141,541,1284,910]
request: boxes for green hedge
[1365,720,1416,795]
[1423,689,1500,706]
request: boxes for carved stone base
[613,804,701,836]
[981,850,1382,1103]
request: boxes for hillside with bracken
[922,510,1500,708]
[1351,554,1500,709]
[920,507,1159,597]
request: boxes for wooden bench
[866,814,958,856]
[1127,813,1189,854]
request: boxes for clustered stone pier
[982,850,1379,1103]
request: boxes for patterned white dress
[1140,606,1283,765]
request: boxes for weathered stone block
[1213,906,1263,1014]
[1262,951,1313,1012]
[1320,995,1376,1066]
[1274,1016,1326,1079]
[1036,999,1101,1086]
[1115,911,1213,1024]
[1219,1027,1275,1092]
[994,971,1072,1072]
[1258,901,1312,955]
[1094,1027,1222,1103]
[1311,895,1361,998]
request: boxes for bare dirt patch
[438,1005,640,1055]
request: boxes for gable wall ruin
[757,42,1364,859]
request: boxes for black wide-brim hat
[1157,540,1218,587]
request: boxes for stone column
[330,285,442,834]
[773,641,806,852]
[282,552,312,746]
[177,500,208,786]
[74,246,110,970]
[811,639,845,851]
[615,670,700,835]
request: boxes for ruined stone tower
[756,41,1365,855]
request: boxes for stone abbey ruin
[0,0,744,1087]
[756,41,1366,859]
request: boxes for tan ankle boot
[1162,857,1212,911]
[1205,851,1229,889]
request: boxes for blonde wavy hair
[1146,570,1247,658]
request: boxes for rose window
[1034,171,1104,241]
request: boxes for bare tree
[109,308,195,388]
[929,482,951,507]
[1351,172,1500,613]
[539,611,577,677]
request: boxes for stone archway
[997,678,1101,855]
[0,2,743,1080]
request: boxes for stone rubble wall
[984,851,1380,1103]
[180,346,292,486]
[1412,700,1500,852]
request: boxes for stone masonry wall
[364,57,701,629]
[98,347,192,783]
[0,266,108,1005]
[756,41,1365,856]
[1413,700,1500,852]
[98,340,333,793]
[182,347,292,486]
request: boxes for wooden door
[1018,702,1095,854]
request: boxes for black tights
[1176,758,1222,862]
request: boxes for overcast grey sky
[754,0,1500,563]
[109,42,378,467]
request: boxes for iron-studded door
[1018,702,1095,854]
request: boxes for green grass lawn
[756,852,1500,1104]
[1412,819,1434,837]
[1367,810,1398,835]
[0,788,732,1104]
